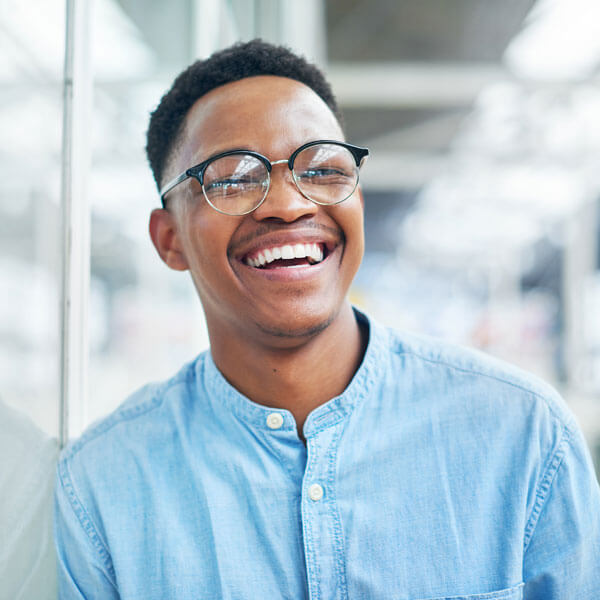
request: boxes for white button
[266,412,284,429]
[308,483,324,501]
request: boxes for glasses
[159,140,369,215]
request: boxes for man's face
[153,75,364,347]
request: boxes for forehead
[175,76,344,169]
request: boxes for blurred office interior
[2,3,600,588]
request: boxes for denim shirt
[54,312,600,599]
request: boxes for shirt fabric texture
[54,311,600,599]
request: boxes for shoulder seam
[394,348,575,429]
[58,459,117,583]
[61,390,162,462]
[62,365,195,462]
[522,425,572,554]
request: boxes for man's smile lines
[244,243,325,268]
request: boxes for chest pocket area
[417,582,523,600]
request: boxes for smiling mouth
[243,242,330,269]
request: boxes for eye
[204,177,262,196]
[203,154,268,199]
[299,167,343,177]
[296,167,353,185]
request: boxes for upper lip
[229,226,343,262]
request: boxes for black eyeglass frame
[159,139,369,213]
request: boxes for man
[54,40,600,599]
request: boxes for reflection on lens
[203,154,269,215]
[293,144,358,205]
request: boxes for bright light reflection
[505,0,600,80]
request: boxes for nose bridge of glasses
[269,158,291,168]
[256,156,315,216]
[266,157,296,189]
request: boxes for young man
[54,40,600,599]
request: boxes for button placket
[301,422,348,600]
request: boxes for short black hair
[146,39,342,190]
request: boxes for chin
[253,302,340,342]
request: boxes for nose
[251,162,318,223]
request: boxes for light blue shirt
[54,312,600,599]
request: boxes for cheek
[180,211,243,285]
[345,202,365,264]
[179,218,224,276]
[327,200,364,285]
[184,230,235,312]
[333,197,365,246]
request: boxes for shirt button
[266,412,284,430]
[308,483,324,501]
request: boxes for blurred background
[2,1,600,592]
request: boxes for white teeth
[293,243,306,258]
[308,243,323,262]
[245,242,326,267]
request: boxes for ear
[149,208,189,271]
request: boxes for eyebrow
[189,146,255,165]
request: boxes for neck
[208,303,367,436]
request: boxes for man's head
[146,39,343,192]
[147,40,365,351]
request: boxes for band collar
[200,308,389,438]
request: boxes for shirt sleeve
[54,460,120,599]
[523,424,600,599]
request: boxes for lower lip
[236,248,338,282]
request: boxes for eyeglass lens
[203,155,269,215]
[201,143,360,215]
[292,143,358,206]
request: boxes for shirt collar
[200,308,389,438]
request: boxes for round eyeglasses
[159,140,369,216]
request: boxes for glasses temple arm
[159,171,191,205]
